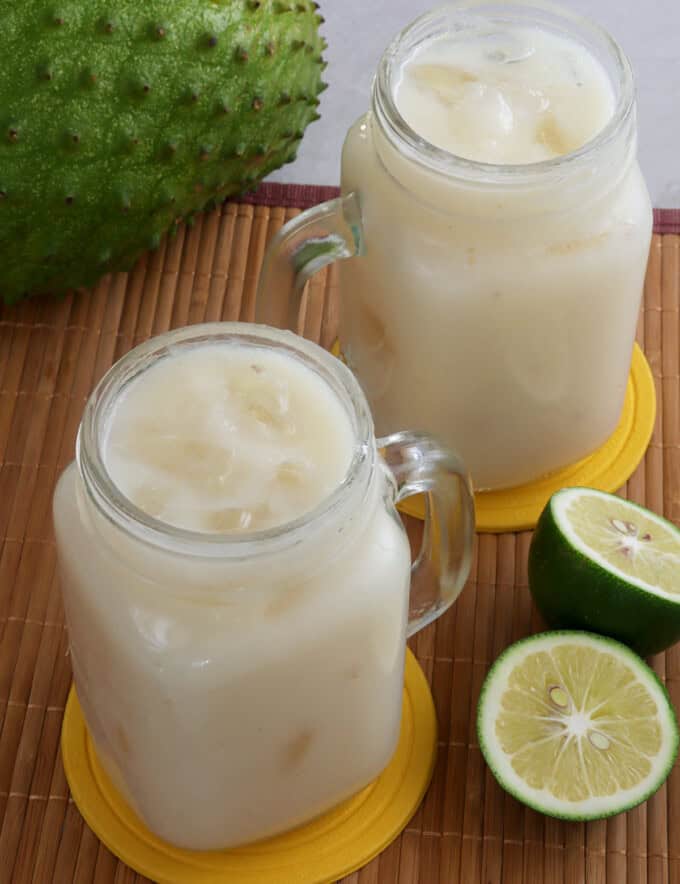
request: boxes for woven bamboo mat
[0,186,678,884]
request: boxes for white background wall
[271,0,680,206]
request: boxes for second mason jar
[257,1,652,490]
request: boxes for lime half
[477,631,678,820]
[529,487,680,656]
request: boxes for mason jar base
[61,649,437,878]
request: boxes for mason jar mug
[53,323,474,850]
[257,1,652,490]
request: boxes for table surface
[0,191,678,884]
[271,0,680,208]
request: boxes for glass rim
[372,0,636,185]
[76,323,376,558]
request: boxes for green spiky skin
[0,0,326,302]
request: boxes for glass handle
[255,191,363,330]
[380,431,476,638]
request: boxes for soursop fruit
[0,0,326,302]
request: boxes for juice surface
[104,344,355,532]
[395,26,616,164]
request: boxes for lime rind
[551,487,680,602]
[477,631,679,821]
[529,488,680,656]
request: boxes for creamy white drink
[338,10,652,490]
[54,330,412,850]
[395,27,615,164]
[103,344,355,533]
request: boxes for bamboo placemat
[0,186,678,884]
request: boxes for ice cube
[116,420,180,472]
[204,507,254,533]
[535,113,573,156]
[247,400,284,428]
[204,503,273,533]
[276,460,310,488]
[410,64,477,105]
[132,484,170,518]
[280,729,314,772]
[230,372,292,433]
[114,723,132,758]
[264,582,309,620]
[483,31,536,64]
[487,45,535,64]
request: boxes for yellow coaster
[61,649,437,884]
[399,344,655,532]
[331,343,655,533]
